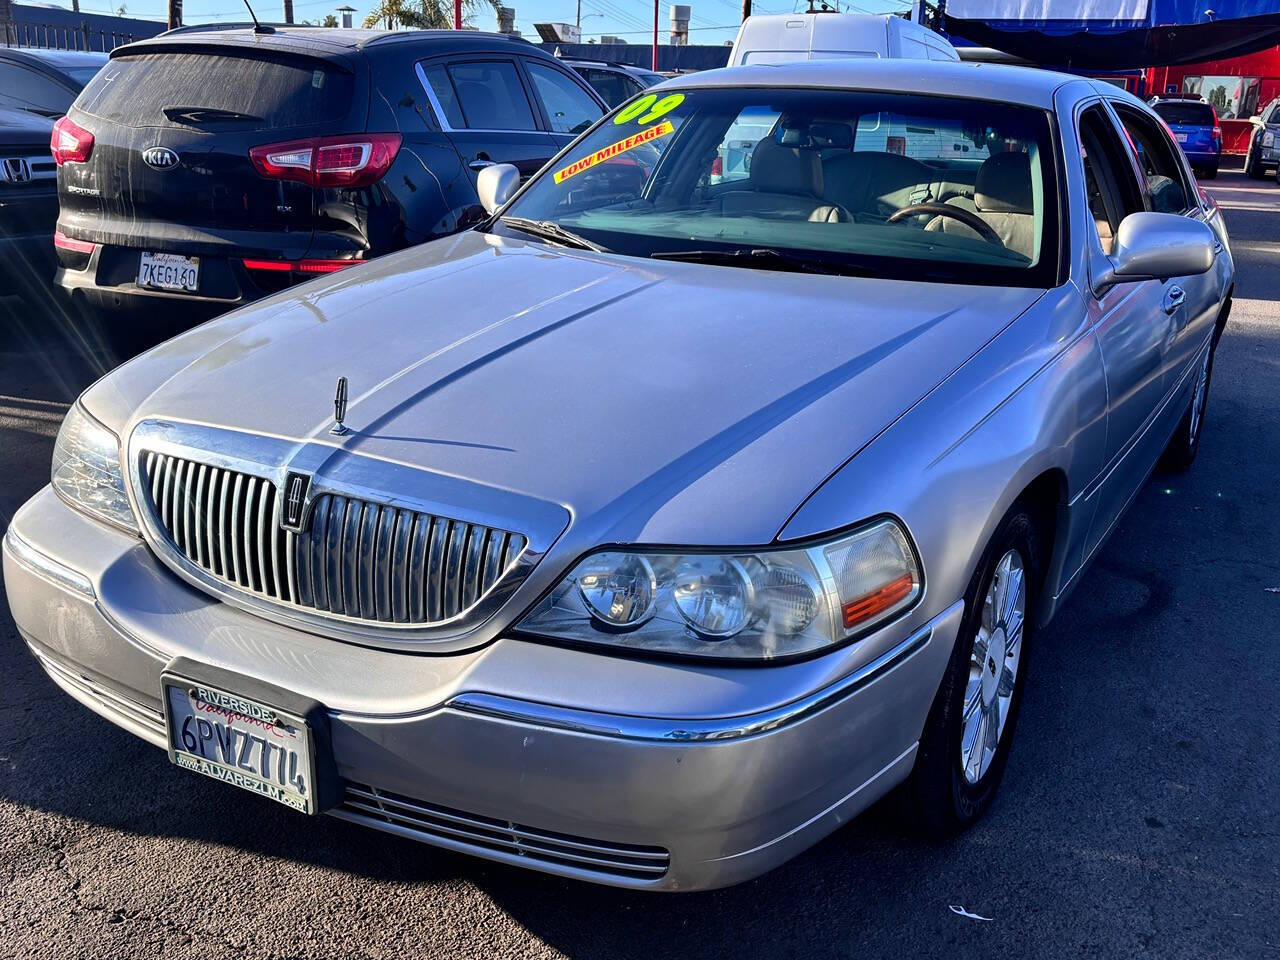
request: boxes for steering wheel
[886,202,1004,246]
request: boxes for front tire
[1245,144,1265,179]
[908,507,1038,839]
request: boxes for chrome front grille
[338,783,670,883]
[140,452,527,627]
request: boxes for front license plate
[162,678,317,813]
[138,251,199,292]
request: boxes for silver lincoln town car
[5,60,1233,890]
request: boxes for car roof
[0,48,109,70]
[564,59,654,74]
[114,25,548,65]
[665,58,1080,110]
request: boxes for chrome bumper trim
[4,526,96,598]
[448,618,939,743]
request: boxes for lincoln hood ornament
[331,376,349,436]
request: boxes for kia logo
[142,146,179,170]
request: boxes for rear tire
[908,506,1038,839]
[1160,337,1215,472]
[1201,163,1219,180]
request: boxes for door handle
[1162,285,1186,315]
[468,159,495,171]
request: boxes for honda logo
[142,146,180,170]
[280,472,312,532]
[1,158,31,183]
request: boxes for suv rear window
[1153,102,1215,126]
[75,51,353,130]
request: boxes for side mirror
[477,163,520,216]
[1096,211,1215,290]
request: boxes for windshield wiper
[648,247,865,277]
[499,216,609,253]
[162,105,263,125]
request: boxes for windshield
[495,87,1059,286]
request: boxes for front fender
[779,283,1105,635]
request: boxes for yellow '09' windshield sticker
[553,120,675,185]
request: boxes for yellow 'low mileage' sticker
[553,120,675,185]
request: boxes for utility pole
[454,0,461,28]
[741,0,750,20]
[282,0,293,23]
[576,0,580,28]
[652,0,658,70]
[167,0,182,29]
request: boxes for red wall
[1147,46,1280,153]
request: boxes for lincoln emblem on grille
[331,376,349,436]
[281,472,311,532]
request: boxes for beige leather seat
[713,140,848,222]
[821,151,934,221]
[926,152,1037,259]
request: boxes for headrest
[975,151,1034,215]
[749,139,822,198]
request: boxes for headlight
[1264,131,1275,147]
[516,518,921,660]
[51,402,138,533]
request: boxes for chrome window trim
[445,620,935,742]
[125,419,568,651]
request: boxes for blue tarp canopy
[941,0,1280,68]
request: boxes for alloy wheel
[960,549,1025,785]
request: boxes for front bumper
[4,487,961,891]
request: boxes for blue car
[1151,97,1222,178]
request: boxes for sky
[34,0,910,48]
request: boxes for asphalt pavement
[1,165,1278,960]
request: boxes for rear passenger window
[1078,106,1145,255]
[75,52,352,130]
[1112,104,1191,214]
[525,62,603,135]
[445,60,536,131]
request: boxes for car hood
[91,231,1042,546]
[0,107,53,147]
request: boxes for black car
[52,26,607,310]
[563,59,664,108]
[0,48,107,119]
[0,107,59,294]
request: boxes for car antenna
[241,0,274,34]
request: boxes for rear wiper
[649,247,864,276]
[162,105,263,125]
[499,216,609,253]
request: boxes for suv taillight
[249,133,402,188]
[51,116,94,165]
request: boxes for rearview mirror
[1097,211,1215,290]
[477,163,520,216]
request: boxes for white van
[728,13,959,67]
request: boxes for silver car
[4,60,1233,891]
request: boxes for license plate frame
[138,251,200,292]
[161,673,320,814]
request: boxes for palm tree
[363,0,501,30]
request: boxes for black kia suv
[51,26,606,310]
